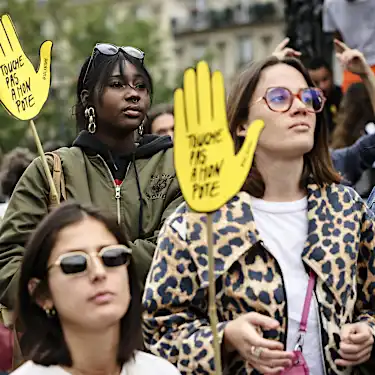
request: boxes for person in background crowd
[305,57,343,134]
[331,83,375,196]
[0,43,182,314]
[323,0,375,92]
[331,40,375,197]
[143,55,375,374]
[331,82,374,149]
[12,202,181,375]
[331,132,375,188]
[144,103,174,139]
[0,148,35,219]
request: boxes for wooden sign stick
[29,119,59,204]
[207,212,222,374]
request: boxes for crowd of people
[1,1,375,374]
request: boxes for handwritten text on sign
[0,55,38,114]
[189,129,223,200]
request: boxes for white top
[11,351,181,375]
[250,196,324,375]
[323,0,375,65]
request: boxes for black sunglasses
[47,245,132,275]
[83,43,145,85]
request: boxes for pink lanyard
[294,270,317,351]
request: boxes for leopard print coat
[143,183,375,375]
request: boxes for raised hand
[0,14,52,120]
[174,61,264,213]
[334,39,370,76]
[272,37,301,60]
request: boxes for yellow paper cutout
[174,61,265,213]
[0,14,52,120]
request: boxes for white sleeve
[157,359,181,375]
[322,2,337,32]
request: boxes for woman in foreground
[12,202,180,375]
[143,54,375,374]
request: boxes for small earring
[45,307,56,318]
[138,120,144,137]
[85,106,96,134]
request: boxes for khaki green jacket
[0,145,183,308]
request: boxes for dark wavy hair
[75,49,154,132]
[144,103,174,135]
[16,201,143,367]
[331,82,374,149]
[227,56,341,197]
[0,147,35,198]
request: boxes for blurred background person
[144,103,174,139]
[12,202,181,375]
[323,0,375,92]
[0,148,35,219]
[331,131,375,193]
[331,83,374,151]
[306,57,342,135]
[330,40,375,198]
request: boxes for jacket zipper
[314,292,328,375]
[259,241,289,349]
[97,155,131,225]
[115,185,121,225]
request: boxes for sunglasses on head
[253,87,326,113]
[48,245,132,275]
[83,43,145,85]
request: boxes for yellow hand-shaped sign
[0,14,52,120]
[174,61,264,213]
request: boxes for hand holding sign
[0,14,52,120]
[174,61,264,213]
[174,61,263,374]
[0,13,58,205]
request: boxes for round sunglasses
[83,43,145,85]
[253,87,326,113]
[47,245,132,275]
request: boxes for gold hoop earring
[85,106,96,134]
[138,120,144,137]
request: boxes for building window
[262,35,273,46]
[193,42,207,61]
[217,41,227,72]
[195,0,207,11]
[237,36,253,68]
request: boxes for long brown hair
[16,201,142,366]
[331,82,374,149]
[228,56,341,198]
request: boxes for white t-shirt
[250,196,324,375]
[11,351,181,375]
